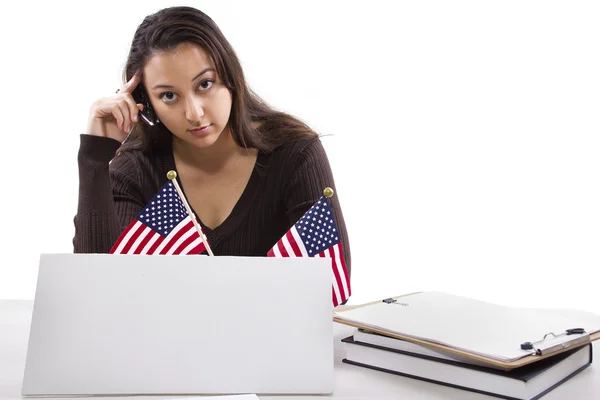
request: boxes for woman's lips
[189,124,211,136]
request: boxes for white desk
[1,300,598,400]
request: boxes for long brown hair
[118,6,317,154]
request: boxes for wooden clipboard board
[333,292,599,370]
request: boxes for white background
[0,1,598,314]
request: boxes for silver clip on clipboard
[520,328,590,356]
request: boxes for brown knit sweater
[73,134,351,276]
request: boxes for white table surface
[1,299,598,400]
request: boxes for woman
[74,6,351,279]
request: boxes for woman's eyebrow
[151,67,216,90]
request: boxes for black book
[342,335,592,400]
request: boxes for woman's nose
[185,97,205,122]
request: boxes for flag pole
[167,170,214,256]
[323,187,334,198]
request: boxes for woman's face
[143,43,233,149]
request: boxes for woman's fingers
[86,73,146,141]
[112,103,126,132]
[121,73,142,94]
[120,93,140,123]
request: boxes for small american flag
[110,181,208,255]
[267,195,351,306]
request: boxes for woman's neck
[172,128,243,174]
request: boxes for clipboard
[333,292,600,370]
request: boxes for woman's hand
[85,73,145,142]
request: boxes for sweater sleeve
[72,134,146,253]
[283,137,352,278]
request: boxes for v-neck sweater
[73,134,351,276]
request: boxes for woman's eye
[199,80,214,91]
[158,81,213,103]
[160,92,178,103]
